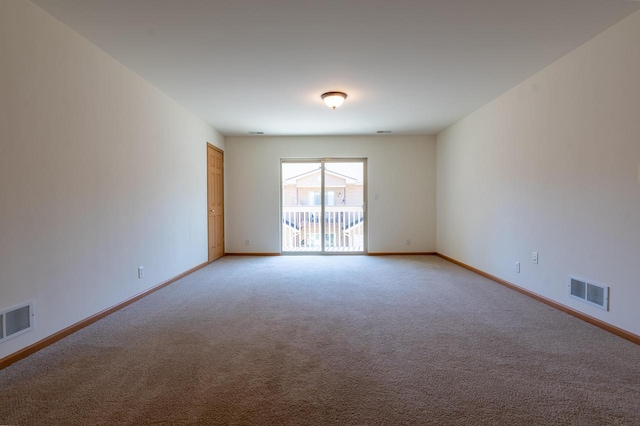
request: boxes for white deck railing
[282,205,364,251]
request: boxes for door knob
[209,209,214,213]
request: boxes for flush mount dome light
[321,91,347,110]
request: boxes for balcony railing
[282,205,364,252]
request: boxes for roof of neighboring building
[284,168,360,184]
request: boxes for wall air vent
[568,277,609,311]
[0,301,34,343]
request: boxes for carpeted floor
[1,255,639,425]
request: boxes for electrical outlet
[515,262,520,273]
[533,252,539,264]
[406,238,411,246]
[138,266,144,279]
[245,239,250,246]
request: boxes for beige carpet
[1,255,638,425]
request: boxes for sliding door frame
[280,158,368,255]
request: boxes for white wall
[437,10,640,335]
[0,1,224,359]
[225,136,436,253]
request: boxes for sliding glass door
[281,159,366,254]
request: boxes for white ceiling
[32,0,640,136]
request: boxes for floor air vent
[569,277,609,311]
[0,301,34,343]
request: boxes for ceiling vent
[0,301,34,343]
[568,277,609,311]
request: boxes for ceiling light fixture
[321,91,347,110]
